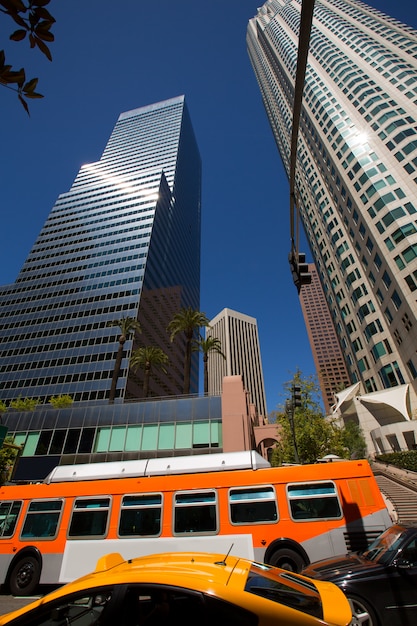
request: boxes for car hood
[302,553,384,584]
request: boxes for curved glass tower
[248,0,417,407]
[0,96,201,402]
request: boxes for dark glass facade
[0,96,201,403]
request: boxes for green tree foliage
[0,400,7,415]
[168,307,210,395]
[0,0,55,114]
[270,371,366,465]
[0,436,20,485]
[49,394,73,408]
[107,316,141,404]
[10,396,39,411]
[193,335,225,394]
[130,345,169,398]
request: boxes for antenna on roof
[214,543,234,566]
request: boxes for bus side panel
[0,552,14,588]
[59,535,254,583]
[300,509,393,564]
[38,553,64,585]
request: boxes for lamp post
[285,394,301,464]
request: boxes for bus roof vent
[44,451,270,483]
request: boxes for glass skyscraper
[0,96,201,403]
[248,1,417,408]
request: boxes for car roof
[89,551,244,588]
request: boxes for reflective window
[69,497,110,538]
[287,482,342,520]
[174,490,217,535]
[119,494,162,537]
[21,500,63,539]
[229,486,278,524]
[0,500,22,537]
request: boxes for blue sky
[1,1,416,414]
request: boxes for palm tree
[130,346,169,398]
[168,307,210,394]
[193,335,225,394]
[107,316,141,403]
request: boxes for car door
[113,584,257,626]
[386,536,417,624]
[7,586,116,626]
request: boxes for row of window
[19,239,149,278]
[15,421,223,458]
[0,481,342,540]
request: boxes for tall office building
[207,308,267,417]
[248,1,417,408]
[0,96,201,403]
[299,263,351,412]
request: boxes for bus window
[0,501,22,538]
[118,494,162,537]
[229,486,278,524]
[21,500,63,539]
[68,497,110,538]
[174,490,217,535]
[287,482,342,520]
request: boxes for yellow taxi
[0,551,351,626]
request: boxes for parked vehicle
[0,551,352,626]
[0,450,391,595]
[302,523,417,626]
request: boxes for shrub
[49,395,73,409]
[376,450,417,473]
[9,396,39,411]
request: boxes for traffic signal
[293,384,302,407]
[297,253,312,287]
[288,251,312,292]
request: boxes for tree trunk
[109,336,125,404]
[143,362,151,398]
[183,331,192,395]
[203,354,208,394]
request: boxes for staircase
[374,470,417,523]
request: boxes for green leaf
[9,28,27,42]
[35,23,54,42]
[25,91,43,99]
[33,7,55,22]
[33,35,52,60]
[22,77,38,92]
[18,93,30,116]
[1,0,27,13]
[0,67,25,85]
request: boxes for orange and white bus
[0,450,391,596]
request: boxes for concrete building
[207,309,267,417]
[0,96,201,403]
[331,381,417,457]
[299,263,351,412]
[247,0,417,415]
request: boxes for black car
[302,523,417,626]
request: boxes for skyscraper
[299,263,351,412]
[0,96,201,403]
[207,308,267,417]
[248,1,417,409]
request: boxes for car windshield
[363,527,405,565]
[245,562,323,619]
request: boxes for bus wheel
[9,556,41,596]
[269,548,305,572]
